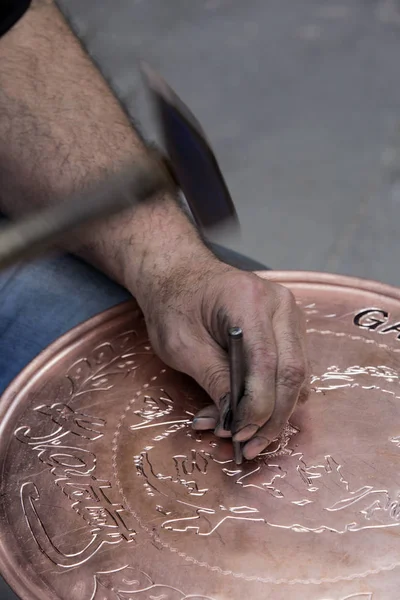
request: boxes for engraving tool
[228,326,245,465]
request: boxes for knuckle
[264,354,279,372]
[250,344,278,371]
[203,364,229,397]
[163,331,184,357]
[281,283,295,300]
[278,361,306,389]
[250,402,274,424]
[239,275,268,304]
[159,326,193,369]
[237,396,274,427]
[277,283,296,307]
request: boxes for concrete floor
[2,1,400,598]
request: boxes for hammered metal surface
[1,271,400,600]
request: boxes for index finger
[231,317,278,443]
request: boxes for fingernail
[192,416,217,431]
[233,424,259,442]
[243,436,270,460]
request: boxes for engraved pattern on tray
[0,273,399,599]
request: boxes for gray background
[2,1,400,598]
[58,0,400,286]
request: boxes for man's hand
[132,254,309,460]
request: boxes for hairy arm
[0,0,211,298]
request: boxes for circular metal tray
[1,271,400,600]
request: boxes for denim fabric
[0,254,130,393]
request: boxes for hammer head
[141,63,239,232]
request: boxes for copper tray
[1,271,400,600]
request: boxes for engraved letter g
[354,308,388,330]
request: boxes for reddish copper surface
[1,271,400,600]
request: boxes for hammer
[0,64,238,271]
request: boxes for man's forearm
[0,0,209,295]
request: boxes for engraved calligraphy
[13,329,157,568]
[130,364,400,538]
[66,331,154,398]
[6,298,400,595]
[354,307,400,339]
[16,403,136,567]
[90,565,216,600]
[21,482,134,569]
[15,402,106,444]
